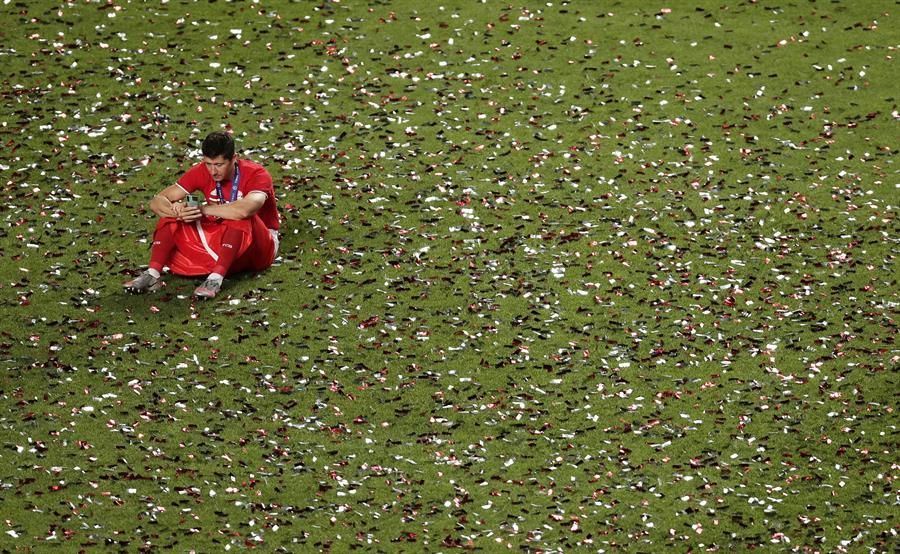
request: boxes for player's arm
[149,184,191,219]
[200,191,267,221]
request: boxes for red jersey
[178,158,280,230]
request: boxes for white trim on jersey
[195,221,219,261]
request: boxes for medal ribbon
[214,162,240,204]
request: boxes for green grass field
[1,0,897,551]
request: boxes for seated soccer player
[124,131,280,298]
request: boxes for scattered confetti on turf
[0,0,897,551]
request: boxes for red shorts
[156,216,278,276]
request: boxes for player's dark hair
[202,131,235,159]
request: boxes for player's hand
[176,203,203,222]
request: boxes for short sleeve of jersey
[177,163,209,194]
[242,164,273,196]
[240,161,280,230]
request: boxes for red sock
[211,227,246,276]
[148,222,177,272]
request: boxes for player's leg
[194,216,259,298]
[194,225,247,298]
[124,219,178,293]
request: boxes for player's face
[203,155,236,183]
